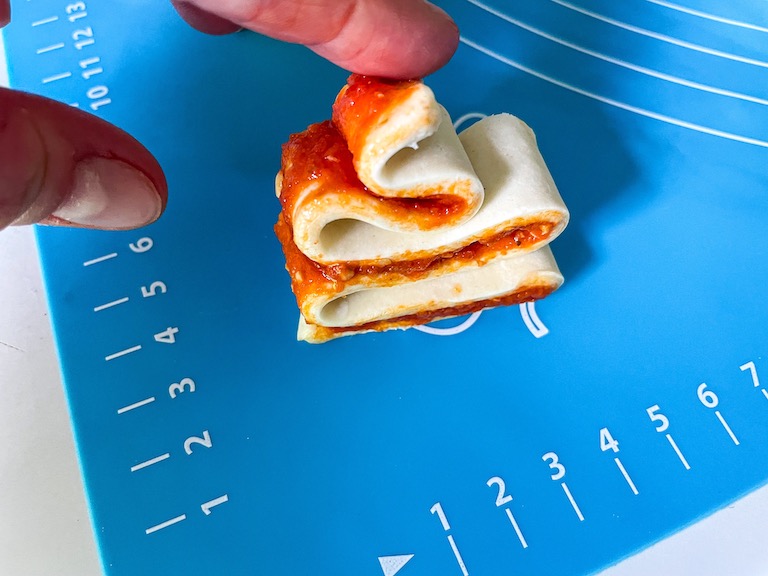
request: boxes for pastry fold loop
[275,75,569,342]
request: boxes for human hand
[171,0,459,79]
[0,0,458,231]
[0,3,168,230]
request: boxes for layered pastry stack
[274,75,569,343]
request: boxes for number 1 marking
[201,495,229,515]
[81,66,103,80]
[90,98,112,111]
[430,502,469,576]
[146,495,230,536]
[75,37,95,49]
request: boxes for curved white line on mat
[454,112,488,130]
[460,36,768,148]
[520,302,549,338]
[414,311,483,336]
[551,0,768,68]
[644,0,768,34]
[464,0,768,106]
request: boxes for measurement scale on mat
[6,0,768,574]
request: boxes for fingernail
[171,1,242,35]
[52,157,163,229]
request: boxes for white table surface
[2,31,768,576]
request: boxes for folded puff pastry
[275,75,569,343]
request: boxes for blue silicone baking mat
[4,0,768,574]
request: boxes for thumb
[0,88,167,231]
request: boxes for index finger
[174,0,459,79]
